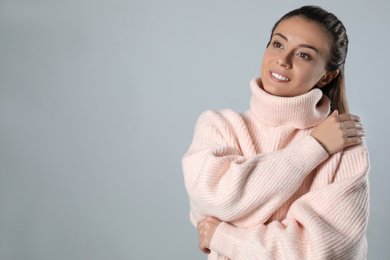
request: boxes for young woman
[182,5,369,260]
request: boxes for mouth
[270,71,290,82]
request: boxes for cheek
[298,64,324,84]
[261,51,275,73]
[260,54,269,73]
[263,50,276,63]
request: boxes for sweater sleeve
[182,110,329,226]
[209,143,370,260]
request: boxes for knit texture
[182,77,370,260]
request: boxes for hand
[310,110,366,155]
[197,216,222,254]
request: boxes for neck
[249,77,330,129]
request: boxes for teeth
[272,72,289,81]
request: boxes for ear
[316,70,339,88]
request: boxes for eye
[298,52,311,61]
[272,41,283,49]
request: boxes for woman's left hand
[197,216,222,254]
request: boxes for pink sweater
[182,77,370,260]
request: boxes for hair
[266,5,349,114]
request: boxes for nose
[276,52,292,68]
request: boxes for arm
[182,110,329,226]
[209,143,370,260]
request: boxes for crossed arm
[200,148,369,259]
[183,110,369,259]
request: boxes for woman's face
[260,16,336,97]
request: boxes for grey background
[0,0,388,259]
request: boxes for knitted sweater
[182,77,370,260]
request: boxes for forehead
[274,16,330,55]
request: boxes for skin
[260,16,339,97]
[197,216,221,254]
[197,16,366,255]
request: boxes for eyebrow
[273,33,320,56]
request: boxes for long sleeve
[182,110,329,227]
[209,142,370,260]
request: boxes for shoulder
[188,109,245,149]
[333,139,370,182]
[195,109,251,147]
[196,108,245,127]
[342,138,369,158]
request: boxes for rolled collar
[249,77,331,129]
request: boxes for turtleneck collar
[249,77,331,129]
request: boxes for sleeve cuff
[209,222,250,257]
[282,134,330,173]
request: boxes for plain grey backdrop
[1,0,389,259]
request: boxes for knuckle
[353,137,361,144]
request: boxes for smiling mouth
[271,72,290,81]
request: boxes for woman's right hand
[310,110,366,155]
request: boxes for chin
[262,83,285,97]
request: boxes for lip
[269,70,291,82]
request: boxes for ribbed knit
[182,77,370,260]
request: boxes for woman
[182,5,369,260]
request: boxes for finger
[329,110,338,117]
[337,113,361,122]
[199,241,209,254]
[199,227,205,238]
[341,121,364,130]
[197,220,204,230]
[199,242,205,253]
[345,137,363,147]
[344,129,366,138]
